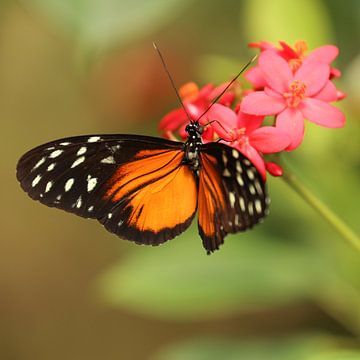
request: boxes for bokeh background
[2,0,360,359]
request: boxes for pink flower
[245,40,341,90]
[211,110,290,179]
[159,82,236,141]
[241,51,345,150]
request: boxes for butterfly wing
[17,134,197,245]
[198,142,269,253]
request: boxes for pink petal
[237,111,264,134]
[209,82,230,100]
[159,108,188,131]
[201,126,215,143]
[294,61,330,96]
[248,41,277,51]
[236,143,267,180]
[197,83,214,99]
[241,91,286,116]
[186,103,203,120]
[264,86,283,98]
[276,108,305,151]
[313,80,338,102]
[204,103,237,140]
[249,126,291,153]
[244,66,267,89]
[259,50,293,93]
[279,41,298,60]
[305,45,339,64]
[299,98,345,128]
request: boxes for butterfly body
[17,122,268,253]
[183,122,203,171]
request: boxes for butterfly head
[185,121,203,137]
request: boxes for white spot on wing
[33,157,45,171]
[247,169,255,180]
[244,159,251,166]
[88,206,94,212]
[75,196,82,209]
[32,175,41,187]
[236,161,242,173]
[87,136,100,143]
[49,149,63,158]
[118,220,124,227]
[229,191,236,208]
[255,199,262,214]
[107,213,112,219]
[77,147,87,156]
[101,156,115,164]
[71,156,85,168]
[87,176,97,192]
[232,149,239,159]
[45,181,53,193]
[223,168,231,177]
[239,197,245,211]
[60,142,70,146]
[254,179,263,195]
[248,202,254,216]
[47,163,56,171]
[236,174,244,186]
[222,152,228,165]
[235,214,240,226]
[249,184,256,195]
[111,145,121,152]
[64,178,74,192]
[56,194,62,201]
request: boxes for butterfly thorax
[183,122,203,171]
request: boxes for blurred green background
[2,0,360,359]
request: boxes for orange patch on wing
[198,153,226,238]
[104,149,182,202]
[127,164,197,232]
[103,148,197,233]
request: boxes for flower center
[283,80,306,107]
[229,128,248,145]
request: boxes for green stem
[281,165,360,253]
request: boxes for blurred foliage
[242,0,334,47]
[98,231,326,320]
[153,336,360,360]
[1,0,359,359]
[25,0,193,57]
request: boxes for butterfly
[16,120,269,254]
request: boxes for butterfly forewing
[198,143,268,253]
[17,134,197,244]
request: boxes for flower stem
[281,165,360,253]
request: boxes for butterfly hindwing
[198,143,268,253]
[17,134,197,245]
[98,147,198,245]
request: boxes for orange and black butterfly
[16,121,269,253]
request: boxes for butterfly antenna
[153,42,193,123]
[196,54,258,122]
